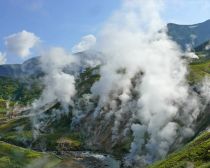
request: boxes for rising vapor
[31,47,76,138]
[33,47,76,109]
[26,0,208,167]
[89,0,201,165]
[0,52,6,64]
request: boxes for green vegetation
[31,129,84,152]
[188,59,210,84]
[34,111,85,151]
[76,66,100,96]
[0,70,88,160]
[56,136,82,151]
[150,131,210,168]
[0,141,61,168]
[0,66,101,106]
[0,77,42,105]
[0,117,33,147]
[0,112,84,151]
[0,99,7,118]
[0,77,19,100]
[0,112,84,167]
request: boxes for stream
[62,151,121,168]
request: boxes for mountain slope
[150,131,210,168]
[0,141,61,168]
[0,57,42,78]
[167,19,210,49]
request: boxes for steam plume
[33,47,76,109]
[31,47,76,138]
[19,0,207,166]
[0,52,6,64]
[90,0,201,165]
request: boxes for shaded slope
[0,57,42,78]
[167,19,210,49]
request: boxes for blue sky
[1,0,210,64]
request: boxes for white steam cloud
[5,30,40,58]
[89,0,201,165]
[33,47,76,109]
[72,34,96,53]
[31,47,76,138]
[9,0,207,167]
[0,52,7,64]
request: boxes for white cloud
[0,52,7,65]
[5,30,40,58]
[72,34,96,53]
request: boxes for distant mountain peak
[167,19,210,49]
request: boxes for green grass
[0,112,84,152]
[0,115,83,167]
[56,136,82,151]
[32,131,84,152]
[188,59,210,84]
[149,131,210,168]
[0,141,61,168]
[0,77,42,105]
[0,118,31,133]
[0,99,8,117]
[0,117,34,148]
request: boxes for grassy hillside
[0,77,42,105]
[0,110,85,167]
[0,141,61,168]
[188,59,210,84]
[152,53,210,168]
[0,112,84,151]
[150,131,210,168]
[187,41,210,84]
[0,67,97,153]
